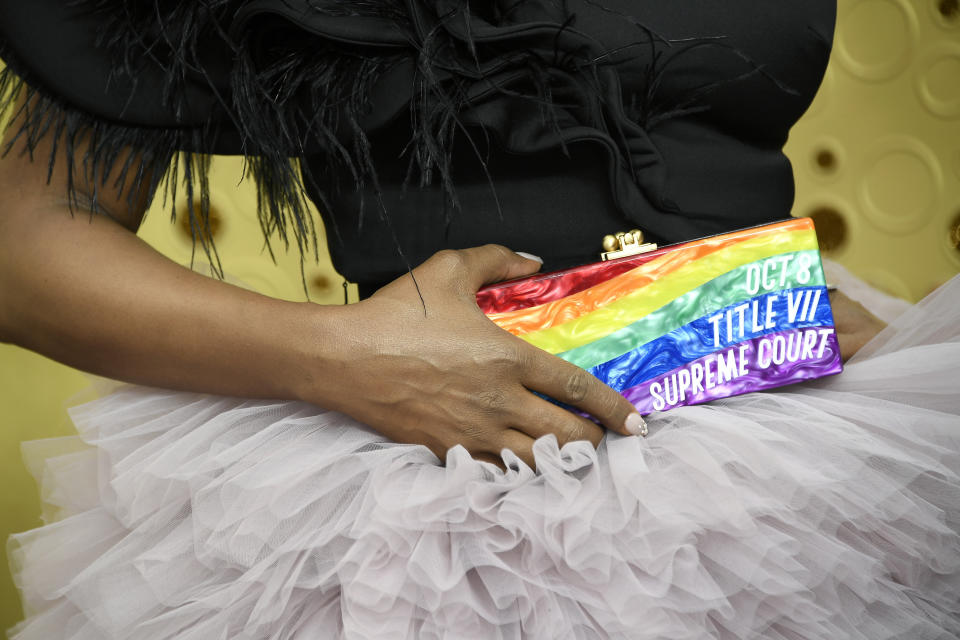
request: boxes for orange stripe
[488,218,813,335]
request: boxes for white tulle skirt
[8,271,960,640]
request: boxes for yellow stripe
[517,228,819,354]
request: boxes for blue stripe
[588,287,835,391]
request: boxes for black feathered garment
[0,0,835,294]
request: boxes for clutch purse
[476,218,842,414]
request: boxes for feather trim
[0,52,232,277]
[0,43,235,278]
[3,0,799,281]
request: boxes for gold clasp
[600,229,658,261]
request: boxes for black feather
[2,0,792,287]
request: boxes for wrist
[279,300,359,408]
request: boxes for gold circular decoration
[310,274,335,295]
[934,0,959,27]
[836,0,918,82]
[857,136,943,234]
[815,149,837,172]
[914,44,960,119]
[945,209,960,269]
[809,138,846,181]
[808,206,848,253]
[177,202,224,244]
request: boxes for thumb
[459,244,543,290]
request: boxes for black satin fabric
[300,0,836,292]
[0,0,835,293]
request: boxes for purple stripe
[622,327,842,414]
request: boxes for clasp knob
[600,229,658,261]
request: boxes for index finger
[520,344,647,437]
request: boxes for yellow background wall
[2,0,959,630]
[785,0,960,300]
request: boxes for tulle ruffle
[8,276,960,639]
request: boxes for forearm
[0,205,337,401]
[0,98,643,468]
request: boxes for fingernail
[515,251,543,264]
[625,413,648,437]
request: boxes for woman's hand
[1,94,642,470]
[829,289,887,361]
[304,245,646,468]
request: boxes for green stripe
[519,230,818,353]
[551,250,826,369]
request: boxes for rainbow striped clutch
[476,218,842,414]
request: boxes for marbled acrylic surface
[479,218,842,413]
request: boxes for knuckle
[512,344,536,373]
[477,388,509,414]
[431,249,466,275]
[481,340,523,371]
[566,417,603,446]
[461,422,491,443]
[504,343,525,368]
[563,371,590,403]
[559,418,586,444]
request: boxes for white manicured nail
[625,413,648,437]
[515,251,543,264]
